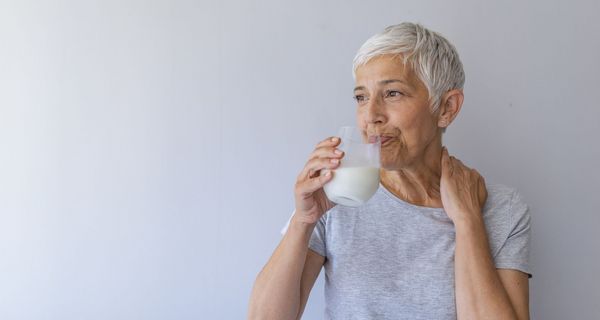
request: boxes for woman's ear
[437,89,464,128]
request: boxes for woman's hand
[440,147,488,224]
[293,137,345,225]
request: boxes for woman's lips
[367,135,394,145]
[380,136,393,146]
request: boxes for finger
[298,170,334,196]
[451,156,469,175]
[477,174,488,207]
[300,156,341,178]
[455,158,468,169]
[447,155,458,176]
[315,136,342,149]
[308,145,344,161]
[478,173,487,192]
[471,169,482,187]
[441,147,451,174]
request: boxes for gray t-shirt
[283,183,531,319]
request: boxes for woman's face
[354,54,442,170]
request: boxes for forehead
[354,54,421,88]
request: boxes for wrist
[289,213,317,235]
[453,212,485,232]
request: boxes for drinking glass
[323,126,381,207]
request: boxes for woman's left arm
[440,147,529,320]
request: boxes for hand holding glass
[323,126,381,207]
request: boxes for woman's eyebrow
[354,79,411,92]
[380,79,409,86]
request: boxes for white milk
[323,166,380,207]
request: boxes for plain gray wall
[1,0,598,319]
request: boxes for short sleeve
[280,211,295,235]
[280,210,327,257]
[308,215,327,257]
[493,190,532,278]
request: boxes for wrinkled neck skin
[380,137,444,209]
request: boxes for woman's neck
[380,146,444,208]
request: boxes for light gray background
[0,0,598,319]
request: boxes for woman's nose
[365,96,386,124]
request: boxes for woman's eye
[385,90,404,98]
[354,95,367,103]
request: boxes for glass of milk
[323,126,380,207]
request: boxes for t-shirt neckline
[378,183,446,212]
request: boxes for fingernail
[330,158,339,164]
[334,149,342,155]
[324,171,331,177]
[331,137,339,142]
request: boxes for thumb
[478,175,488,208]
[441,147,450,174]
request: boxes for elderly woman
[248,22,531,320]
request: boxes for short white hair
[353,22,465,112]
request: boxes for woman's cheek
[380,148,400,167]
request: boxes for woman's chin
[379,154,411,170]
[380,162,401,171]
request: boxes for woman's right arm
[247,218,325,320]
[247,137,344,320]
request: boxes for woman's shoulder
[482,183,531,254]
[484,183,527,213]
[486,183,518,200]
